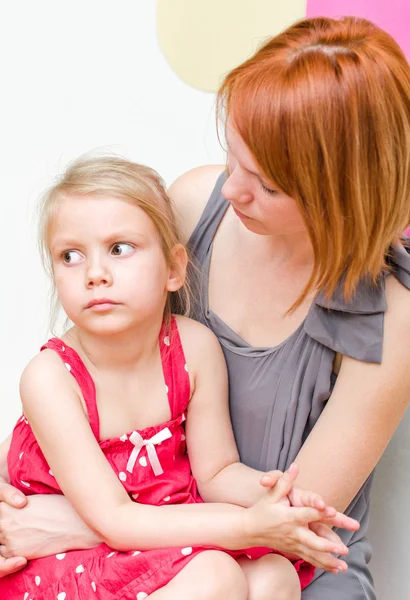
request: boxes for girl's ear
[166,244,188,292]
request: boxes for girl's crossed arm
[179,316,358,534]
[20,346,343,570]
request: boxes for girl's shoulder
[168,165,225,244]
[173,314,224,375]
[174,314,220,351]
[20,346,80,411]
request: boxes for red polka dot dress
[2,318,314,599]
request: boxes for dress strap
[187,170,229,266]
[159,317,191,420]
[304,241,410,364]
[40,338,100,440]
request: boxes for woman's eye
[111,243,134,257]
[260,182,278,196]
[62,250,82,264]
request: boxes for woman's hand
[0,477,28,576]
[0,491,102,561]
[245,464,351,573]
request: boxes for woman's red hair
[218,17,410,307]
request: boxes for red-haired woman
[1,16,410,599]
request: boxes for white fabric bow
[126,427,172,476]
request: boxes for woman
[1,16,410,599]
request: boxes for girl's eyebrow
[50,231,148,252]
[103,231,148,242]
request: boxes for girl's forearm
[101,501,248,552]
[197,462,267,507]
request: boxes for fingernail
[13,495,25,505]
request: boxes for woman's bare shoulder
[168,165,225,243]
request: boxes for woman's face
[222,122,307,236]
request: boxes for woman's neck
[234,217,314,270]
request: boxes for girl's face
[49,194,181,336]
[222,122,307,236]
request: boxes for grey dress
[187,171,410,599]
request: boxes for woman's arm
[0,495,102,560]
[0,435,101,561]
[19,348,347,571]
[293,275,410,511]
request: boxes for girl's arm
[180,317,357,531]
[20,348,344,568]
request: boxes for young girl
[1,156,355,600]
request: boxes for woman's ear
[166,243,188,292]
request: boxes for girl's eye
[62,250,82,264]
[111,243,134,257]
[260,182,278,196]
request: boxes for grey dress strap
[306,242,410,363]
[188,169,229,266]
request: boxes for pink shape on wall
[306,0,410,59]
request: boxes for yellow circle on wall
[156,0,307,93]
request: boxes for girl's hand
[260,467,360,532]
[245,464,349,573]
[0,494,101,561]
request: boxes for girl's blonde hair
[39,155,191,332]
[217,16,410,310]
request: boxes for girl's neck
[63,316,164,373]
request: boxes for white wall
[0,3,407,598]
[0,1,223,434]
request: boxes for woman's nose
[222,170,253,205]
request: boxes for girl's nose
[86,258,112,288]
